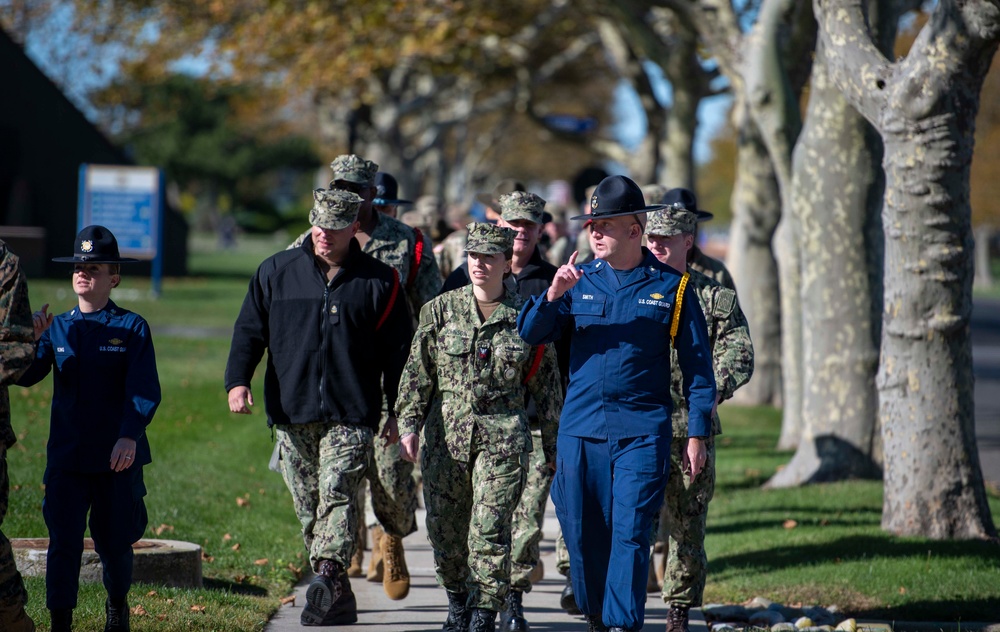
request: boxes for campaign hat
[661,187,714,222]
[372,172,414,206]
[569,175,664,220]
[52,225,139,263]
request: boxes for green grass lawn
[5,233,999,629]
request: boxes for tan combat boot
[346,522,366,577]
[528,558,545,584]
[381,533,410,600]
[366,525,384,582]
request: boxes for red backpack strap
[523,345,545,385]
[407,228,425,288]
[376,270,401,332]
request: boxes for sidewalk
[265,500,708,631]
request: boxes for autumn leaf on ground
[146,590,157,597]
[255,558,269,566]
[223,533,232,541]
[231,543,241,551]
[131,604,148,616]
[899,586,907,594]
[190,605,206,612]
[280,596,296,605]
[201,552,214,562]
[782,519,798,529]
[166,599,175,605]
[156,614,167,621]
[236,497,250,507]
[155,524,174,535]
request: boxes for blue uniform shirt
[18,300,161,473]
[517,250,715,440]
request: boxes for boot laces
[384,536,406,580]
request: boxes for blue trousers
[43,467,148,609]
[552,434,670,630]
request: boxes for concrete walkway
[265,501,708,632]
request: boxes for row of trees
[3,0,997,540]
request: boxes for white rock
[835,619,857,632]
[771,624,797,632]
[712,625,739,632]
[794,617,814,629]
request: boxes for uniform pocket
[570,295,606,328]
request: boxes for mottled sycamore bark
[659,21,702,190]
[817,0,999,538]
[727,102,784,408]
[768,38,883,486]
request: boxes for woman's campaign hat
[52,225,139,263]
[372,172,414,206]
[661,187,714,222]
[570,175,665,220]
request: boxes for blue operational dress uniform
[18,300,160,610]
[517,250,715,631]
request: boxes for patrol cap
[372,172,413,206]
[661,187,713,222]
[476,179,526,212]
[329,154,379,187]
[570,175,664,220]
[309,188,363,230]
[464,222,517,255]
[52,225,139,263]
[646,206,699,237]
[499,191,547,225]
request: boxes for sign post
[77,164,165,297]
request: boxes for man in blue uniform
[517,176,716,632]
[19,225,161,632]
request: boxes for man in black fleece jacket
[225,188,412,626]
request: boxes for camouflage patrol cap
[645,205,698,237]
[309,188,363,230]
[464,222,517,255]
[329,154,379,186]
[499,191,547,224]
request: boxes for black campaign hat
[52,225,139,263]
[371,172,414,206]
[662,187,714,222]
[570,175,665,220]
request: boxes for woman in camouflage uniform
[397,223,563,632]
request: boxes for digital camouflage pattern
[396,285,562,609]
[309,188,362,230]
[688,247,736,292]
[329,154,378,186]
[509,429,553,592]
[646,207,699,237]
[275,422,373,571]
[464,223,516,256]
[0,241,37,632]
[661,267,752,607]
[499,191,547,225]
[435,229,468,279]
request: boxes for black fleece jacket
[225,236,412,429]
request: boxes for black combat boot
[50,608,72,632]
[442,590,470,632]
[560,572,581,615]
[104,598,130,632]
[301,559,344,625]
[665,606,690,632]
[499,590,528,632]
[311,567,357,626]
[468,607,497,632]
[585,612,608,632]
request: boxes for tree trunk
[658,23,701,190]
[817,0,999,539]
[727,104,784,409]
[767,40,882,486]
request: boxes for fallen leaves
[131,604,148,617]
[201,551,215,563]
[190,604,206,613]
[783,519,798,529]
[280,595,296,606]
[236,496,250,507]
[155,524,175,536]
[231,543,241,551]
[254,558,269,566]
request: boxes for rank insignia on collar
[650,293,664,300]
[81,240,94,252]
[109,338,123,345]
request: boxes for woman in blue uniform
[18,225,160,632]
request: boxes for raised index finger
[568,251,578,266]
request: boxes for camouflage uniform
[0,241,37,632]
[645,208,754,609]
[435,229,468,280]
[397,225,562,613]
[288,156,441,542]
[688,245,735,292]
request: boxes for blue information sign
[78,164,165,296]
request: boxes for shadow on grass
[854,597,1000,622]
[711,534,1000,579]
[203,576,270,597]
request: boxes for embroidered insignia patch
[81,240,94,253]
[109,338,123,345]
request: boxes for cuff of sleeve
[687,412,712,439]
[121,420,145,440]
[398,419,418,437]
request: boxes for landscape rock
[704,605,750,622]
[749,610,786,627]
[794,617,814,629]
